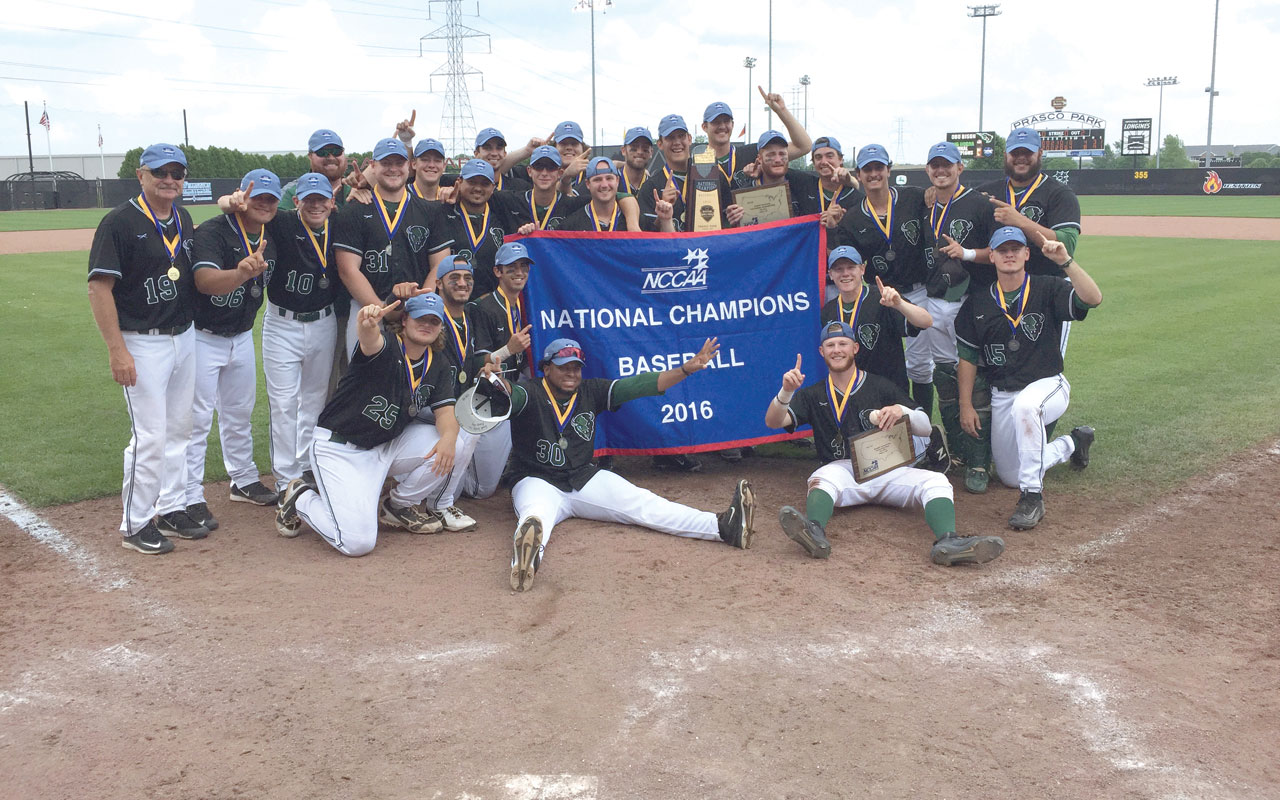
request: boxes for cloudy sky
[2,0,1276,162]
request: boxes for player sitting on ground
[956,226,1101,530]
[275,293,473,555]
[490,337,756,592]
[764,321,1005,566]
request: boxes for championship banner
[515,216,825,455]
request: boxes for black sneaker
[275,477,313,538]
[230,481,279,506]
[717,447,744,463]
[596,455,615,471]
[917,424,950,473]
[930,533,1005,566]
[121,522,174,555]
[1008,490,1046,530]
[778,505,831,559]
[716,479,755,549]
[653,454,702,473]
[186,502,219,532]
[510,517,544,592]
[156,510,209,540]
[1070,426,1095,469]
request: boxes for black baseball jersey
[977,174,1081,276]
[832,187,929,291]
[784,371,914,464]
[190,214,273,335]
[821,286,916,394]
[558,201,629,232]
[637,167,734,232]
[730,169,823,219]
[499,189,589,232]
[508,377,621,491]
[436,308,488,394]
[87,198,197,331]
[923,185,998,294]
[955,274,1091,392]
[317,332,454,449]
[332,193,454,299]
[437,193,531,297]
[263,211,338,313]
[469,289,529,377]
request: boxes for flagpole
[98,124,105,178]
[43,102,55,192]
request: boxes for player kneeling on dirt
[275,293,476,555]
[764,321,1004,566]
[492,337,755,592]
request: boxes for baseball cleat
[1008,490,1046,530]
[964,466,989,494]
[778,505,831,559]
[156,510,209,540]
[717,447,744,463]
[510,517,544,592]
[717,479,755,549]
[652,453,703,472]
[435,505,478,532]
[930,533,1005,567]
[230,480,280,506]
[121,522,175,555]
[275,478,311,538]
[379,498,444,534]
[186,502,219,532]
[1070,425,1095,469]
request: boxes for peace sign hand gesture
[236,232,269,281]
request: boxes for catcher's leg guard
[964,374,992,471]
[911,381,935,421]
[934,362,962,462]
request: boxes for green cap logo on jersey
[571,411,595,441]
[1021,312,1045,342]
[407,225,428,253]
[902,219,921,246]
[858,323,881,351]
[948,218,974,244]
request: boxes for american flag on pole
[98,128,104,148]
[39,108,50,130]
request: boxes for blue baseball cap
[553,121,585,143]
[703,101,733,123]
[295,172,333,200]
[414,138,446,158]
[308,129,343,153]
[927,141,963,164]
[529,145,563,168]
[542,337,585,366]
[240,168,282,199]
[495,241,535,266]
[658,114,689,138]
[856,144,891,169]
[373,138,409,161]
[474,127,505,149]
[583,156,617,179]
[438,255,474,280]
[1007,127,1042,153]
[821,321,857,343]
[624,126,654,146]
[990,226,1028,249]
[405,292,445,321]
[757,129,787,150]
[140,143,186,169]
[460,158,495,182]
[827,246,864,268]
[811,135,843,156]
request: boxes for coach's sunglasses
[315,145,344,157]
[148,166,187,180]
[550,346,584,361]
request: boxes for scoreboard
[1038,129,1105,157]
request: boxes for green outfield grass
[1,238,1278,507]
[0,205,222,232]
[1079,195,1280,217]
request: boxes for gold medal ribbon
[496,287,521,331]
[1005,173,1046,212]
[588,201,619,231]
[863,188,895,248]
[529,192,559,230]
[840,284,867,329]
[716,146,736,183]
[398,334,431,396]
[136,193,183,265]
[930,185,964,239]
[826,367,864,428]
[996,273,1032,336]
[462,204,490,251]
[303,219,329,270]
[231,213,264,256]
[445,312,470,369]
[541,378,578,440]
[374,186,408,245]
[622,168,647,195]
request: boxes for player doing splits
[275,293,470,556]
[495,337,756,592]
[764,322,1004,567]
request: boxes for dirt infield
[2,444,1278,799]
[0,228,94,254]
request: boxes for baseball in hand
[869,410,881,426]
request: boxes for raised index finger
[794,354,802,370]
[875,275,886,290]
[409,109,416,126]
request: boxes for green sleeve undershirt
[957,342,981,365]
[1056,226,1079,256]
[611,372,663,405]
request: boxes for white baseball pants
[902,284,935,384]
[439,420,511,505]
[990,374,1076,492]
[262,304,337,484]
[808,460,953,511]
[918,295,962,369]
[118,328,195,535]
[186,329,260,504]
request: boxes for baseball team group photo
[2,2,1278,797]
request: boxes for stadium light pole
[1146,76,1178,168]
[799,75,811,129]
[573,0,613,150]
[967,4,1001,132]
[743,57,757,143]
[767,0,774,131]
[1206,0,1220,150]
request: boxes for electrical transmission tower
[421,1,491,159]
[894,117,907,163]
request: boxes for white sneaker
[435,505,477,532]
